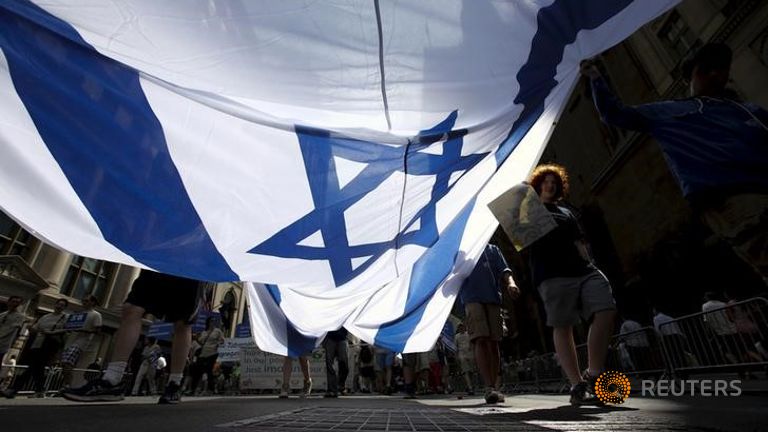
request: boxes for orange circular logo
[594,371,630,404]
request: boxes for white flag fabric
[0,0,676,355]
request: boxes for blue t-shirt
[591,77,768,207]
[459,244,510,305]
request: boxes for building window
[61,256,114,304]
[0,212,31,256]
[658,11,697,59]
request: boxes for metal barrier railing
[3,366,107,395]
[4,299,764,396]
[658,297,768,378]
[503,297,768,393]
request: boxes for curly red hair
[527,163,569,201]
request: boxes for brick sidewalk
[1,393,765,431]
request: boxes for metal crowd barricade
[3,366,104,395]
[504,353,569,394]
[506,326,669,394]
[576,326,668,379]
[505,298,768,394]
[658,297,768,378]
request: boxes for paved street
[1,392,765,432]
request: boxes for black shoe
[582,372,606,406]
[158,382,182,405]
[323,392,338,398]
[61,379,125,402]
[569,382,588,406]
[484,389,499,404]
[570,381,603,406]
[2,389,17,399]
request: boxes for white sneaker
[278,384,289,399]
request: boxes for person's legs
[553,327,581,385]
[132,362,149,395]
[2,350,35,397]
[280,356,292,397]
[33,342,60,394]
[299,356,312,397]
[473,338,494,388]
[488,341,500,389]
[466,304,492,388]
[204,355,218,392]
[337,342,349,392]
[299,356,310,381]
[374,353,384,392]
[403,364,415,397]
[587,310,616,376]
[17,350,41,390]
[464,371,473,392]
[579,271,617,377]
[189,360,204,394]
[159,323,187,405]
[60,346,83,389]
[104,303,146,386]
[170,322,191,383]
[147,365,157,395]
[324,340,339,394]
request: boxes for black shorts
[125,271,206,324]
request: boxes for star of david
[248,111,488,286]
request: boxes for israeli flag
[0,0,676,355]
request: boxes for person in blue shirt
[459,243,519,404]
[582,43,768,286]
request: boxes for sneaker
[279,384,289,399]
[484,388,499,404]
[1,389,17,399]
[403,384,416,399]
[61,379,125,402]
[300,379,312,398]
[495,390,505,403]
[581,372,605,406]
[569,382,587,406]
[158,382,182,405]
[583,372,599,394]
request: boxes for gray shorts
[537,270,616,327]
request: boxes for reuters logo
[594,371,630,404]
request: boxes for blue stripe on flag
[264,284,316,358]
[373,198,476,352]
[495,0,633,165]
[0,0,237,281]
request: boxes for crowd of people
[0,42,766,408]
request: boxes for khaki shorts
[701,193,768,280]
[464,303,503,342]
[537,270,616,327]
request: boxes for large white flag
[0,0,676,355]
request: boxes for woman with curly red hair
[526,163,617,406]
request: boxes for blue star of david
[248,111,488,286]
